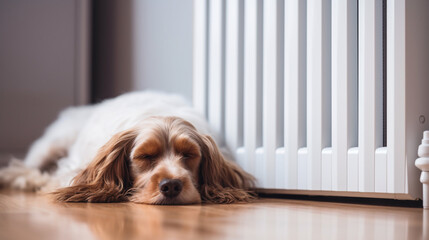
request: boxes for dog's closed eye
[134,154,158,161]
[181,153,195,159]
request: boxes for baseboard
[257,191,422,208]
[256,188,419,201]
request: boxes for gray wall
[92,0,193,102]
[0,0,79,159]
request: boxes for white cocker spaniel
[0,91,255,204]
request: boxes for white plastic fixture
[416,131,429,209]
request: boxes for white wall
[133,0,193,101]
[92,0,194,102]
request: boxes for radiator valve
[416,131,429,209]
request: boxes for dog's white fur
[0,91,216,192]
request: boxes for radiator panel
[283,0,307,190]
[262,0,284,188]
[192,0,208,117]
[225,0,244,151]
[386,0,406,194]
[208,0,225,138]
[358,0,384,193]
[306,0,331,191]
[331,0,358,191]
[242,0,263,177]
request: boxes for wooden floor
[0,190,427,240]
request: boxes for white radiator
[193,0,429,200]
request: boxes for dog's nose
[159,179,183,198]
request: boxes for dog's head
[54,116,255,204]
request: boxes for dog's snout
[159,179,183,198]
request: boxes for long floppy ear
[198,135,256,203]
[53,129,137,202]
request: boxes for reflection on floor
[0,190,426,240]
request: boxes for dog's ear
[53,129,137,202]
[198,135,256,203]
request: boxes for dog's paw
[0,158,50,191]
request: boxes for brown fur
[198,135,256,203]
[53,129,137,202]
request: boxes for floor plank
[0,190,426,240]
